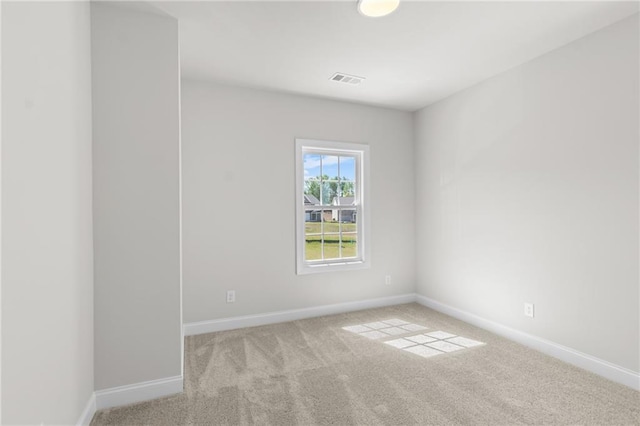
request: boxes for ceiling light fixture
[357,0,400,18]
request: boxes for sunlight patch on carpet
[387,332,485,358]
[425,331,457,339]
[404,344,443,358]
[405,334,437,344]
[341,319,427,339]
[359,330,389,340]
[341,319,485,359]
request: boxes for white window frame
[295,138,371,275]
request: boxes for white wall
[414,15,639,372]
[91,3,182,390]
[181,80,415,323]
[1,2,94,424]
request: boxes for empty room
[1,0,639,425]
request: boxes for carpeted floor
[91,303,640,425]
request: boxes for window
[295,138,370,274]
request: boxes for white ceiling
[151,1,639,111]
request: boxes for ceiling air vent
[330,72,365,86]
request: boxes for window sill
[296,259,370,275]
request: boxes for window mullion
[337,156,341,258]
[320,155,324,260]
[339,215,342,259]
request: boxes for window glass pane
[321,155,339,181]
[339,207,356,258]
[322,216,339,233]
[339,156,356,182]
[320,215,338,260]
[341,232,358,258]
[304,215,322,261]
[322,241,341,259]
[340,156,356,201]
[339,181,356,201]
[320,181,333,205]
[303,153,322,182]
[303,182,321,206]
[320,155,339,205]
[303,153,322,205]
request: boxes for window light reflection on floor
[342,318,485,358]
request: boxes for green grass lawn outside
[305,221,356,233]
[304,221,357,260]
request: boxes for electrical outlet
[227,290,236,303]
[385,275,392,285]
[524,302,534,318]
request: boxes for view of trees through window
[303,153,359,262]
[304,176,355,204]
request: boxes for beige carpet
[91,303,640,425]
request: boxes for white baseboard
[183,293,417,336]
[415,294,640,391]
[95,375,184,410]
[76,392,96,426]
